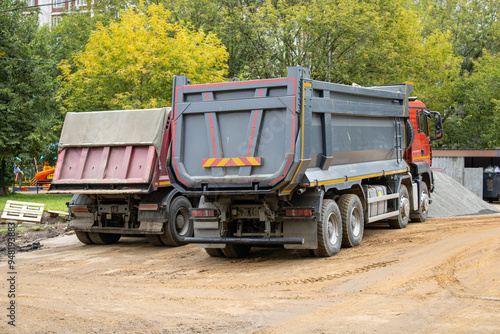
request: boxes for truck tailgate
[169,69,303,192]
[50,108,169,194]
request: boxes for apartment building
[25,0,92,27]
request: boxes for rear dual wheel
[314,199,342,257]
[75,231,94,245]
[204,244,251,258]
[146,196,193,247]
[339,194,364,248]
[88,232,122,245]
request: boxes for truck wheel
[388,184,410,229]
[88,232,121,245]
[339,194,364,247]
[160,196,193,247]
[405,118,415,151]
[75,231,94,245]
[297,249,315,257]
[314,199,342,257]
[146,234,164,246]
[222,244,251,258]
[204,248,226,257]
[410,182,429,223]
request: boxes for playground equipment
[11,160,56,192]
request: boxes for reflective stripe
[202,157,262,167]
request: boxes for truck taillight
[139,204,159,211]
[71,206,88,212]
[285,208,313,217]
[191,209,216,217]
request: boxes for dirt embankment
[1,213,499,333]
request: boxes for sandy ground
[1,212,500,334]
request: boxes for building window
[53,0,65,8]
[26,0,35,6]
[52,15,63,26]
[74,0,84,7]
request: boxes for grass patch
[0,193,72,212]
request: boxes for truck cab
[406,100,443,166]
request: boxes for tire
[221,244,251,258]
[410,182,429,223]
[146,234,164,246]
[338,194,364,247]
[160,196,193,247]
[388,184,410,229]
[75,231,94,245]
[314,199,342,257]
[69,194,93,207]
[204,248,226,257]
[297,249,315,257]
[88,232,121,245]
[405,118,414,151]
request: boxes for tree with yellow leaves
[59,4,228,112]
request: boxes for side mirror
[430,111,443,141]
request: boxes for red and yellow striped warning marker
[202,157,262,168]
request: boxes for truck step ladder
[395,118,403,163]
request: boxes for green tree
[160,0,459,113]
[442,52,500,149]
[0,1,61,195]
[412,0,500,73]
[59,4,229,112]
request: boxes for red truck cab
[406,100,443,166]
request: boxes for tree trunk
[0,157,8,196]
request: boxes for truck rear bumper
[69,221,164,235]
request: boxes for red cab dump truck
[168,66,443,257]
[49,108,196,246]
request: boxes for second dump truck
[168,66,443,257]
[49,108,196,246]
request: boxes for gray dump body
[169,67,413,195]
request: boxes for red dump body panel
[53,145,156,185]
[49,108,172,194]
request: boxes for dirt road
[2,213,500,333]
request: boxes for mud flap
[193,219,225,248]
[283,219,317,249]
[69,219,94,230]
[138,222,164,233]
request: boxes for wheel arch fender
[410,161,433,192]
[289,188,325,221]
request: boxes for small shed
[433,150,500,199]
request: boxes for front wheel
[160,196,193,246]
[314,199,342,257]
[410,182,429,223]
[388,184,410,229]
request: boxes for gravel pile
[428,171,500,218]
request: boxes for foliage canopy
[59,4,229,112]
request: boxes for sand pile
[428,171,500,218]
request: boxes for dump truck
[49,108,196,246]
[168,66,443,257]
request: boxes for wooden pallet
[1,200,45,224]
